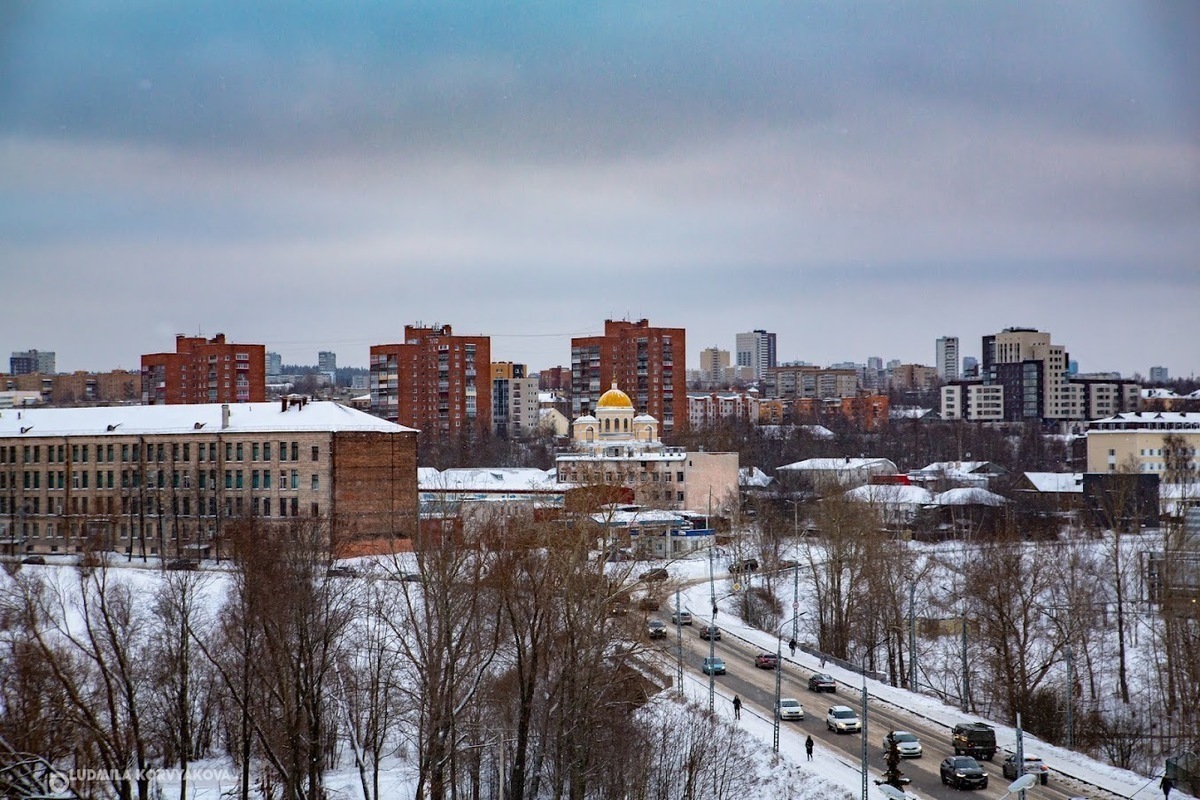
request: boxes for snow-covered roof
[798,424,836,440]
[778,457,896,473]
[419,467,559,493]
[590,508,689,527]
[0,401,414,438]
[739,466,773,488]
[843,484,934,505]
[1023,472,1084,493]
[889,407,937,419]
[934,487,1007,506]
[1087,411,1200,430]
[918,461,998,475]
[1141,388,1180,399]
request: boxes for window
[311,445,319,461]
[311,474,319,491]
[264,471,272,489]
[225,470,232,489]
[236,443,243,461]
[280,442,288,461]
[252,443,259,461]
[291,497,298,516]
[263,442,271,460]
[311,502,319,516]
[252,470,260,489]
[291,470,298,490]
[291,442,299,461]
[235,470,243,489]
[226,442,233,461]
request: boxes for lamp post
[707,533,716,714]
[774,613,805,753]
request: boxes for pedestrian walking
[805,735,814,760]
[712,603,719,619]
[789,638,797,657]
[1161,775,1173,799]
[732,695,742,720]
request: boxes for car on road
[808,673,836,692]
[166,559,198,571]
[701,657,726,675]
[640,568,669,582]
[699,625,722,641]
[671,609,693,625]
[728,558,759,573]
[952,722,996,760]
[1002,753,1050,785]
[776,698,804,721]
[939,756,988,789]
[638,595,661,611]
[882,731,923,758]
[755,652,779,669]
[647,620,667,639]
[21,555,46,565]
[825,705,861,734]
[326,565,358,578]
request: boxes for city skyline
[2,3,1197,377]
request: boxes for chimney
[221,404,230,430]
[282,396,289,412]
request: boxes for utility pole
[792,563,800,646]
[773,632,782,753]
[908,582,916,692]
[961,607,970,712]
[707,530,715,714]
[1016,711,1026,800]
[861,670,869,800]
[675,587,683,697]
[1065,644,1074,748]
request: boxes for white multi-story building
[936,336,959,381]
[735,330,776,382]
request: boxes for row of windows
[1,469,316,492]
[0,441,321,466]
[1,494,316,519]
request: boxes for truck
[951,722,996,761]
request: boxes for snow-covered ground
[4,545,1192,800]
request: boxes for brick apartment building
[571,319,686,436]
[370,324,492,438]
[0,399,417,558]
[2,370,141,405]
[142,334,266,405]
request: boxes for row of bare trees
[1,507,806,800]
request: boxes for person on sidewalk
[1161,775,1174,799]
[805,735,814,760]
[732,695,742,720]
[789,638,797,657]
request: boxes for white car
[776,698,804,721]
[826,705,862,734]
[882,730,922,758]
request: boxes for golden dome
[596,384,633,409]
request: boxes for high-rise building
[942,327,1138,422]
[571,319,686,435]
[10,350,56,376]
[491,362,539,437]
[735,330,777,381]
[935,336,959,381]
[266,352,283,381]
[142,334,266,405]
[318,351,337,373]
[698,347,730,385]
[1150,366,1169,384]
[370,324,491,437]
[962,356,979,378]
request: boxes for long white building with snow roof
[0,398,418,558]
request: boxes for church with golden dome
[557,383,739,514]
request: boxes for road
[641,607,1123,800]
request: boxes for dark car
[699,625,722,641]
[638,595,661,611]
[728,558,759,573]
[326,565,358,578]
[647,620,667,640]
[20,555,46,565]
[940,756,988,789]
[701,657,726,675]
[755,652,779,669]
[952,722,996,760]
[808,673,836,692]
[166,559,198,571]
[640,568,669,582]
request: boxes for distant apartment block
[571,319,686,436]
[370,324,491,438]
[142,334,266,405]
[10,350,55,376]
[491,362,539,438]
[941,327,1139,423]
[936,336,959,381]
[1,370,141,406]
[538,366,572,396]
[735,330,776,381]
[890,364,939,392]
[763,365,858,400]
[698,347,731,385]
[1086,412,1200,475]
[791,394,890,431]
[1150,366,1169,384]
[266,351,283,381]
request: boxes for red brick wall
[331,430,418,550]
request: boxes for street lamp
[773,613,805,753]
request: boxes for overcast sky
[2,2,1197,378]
